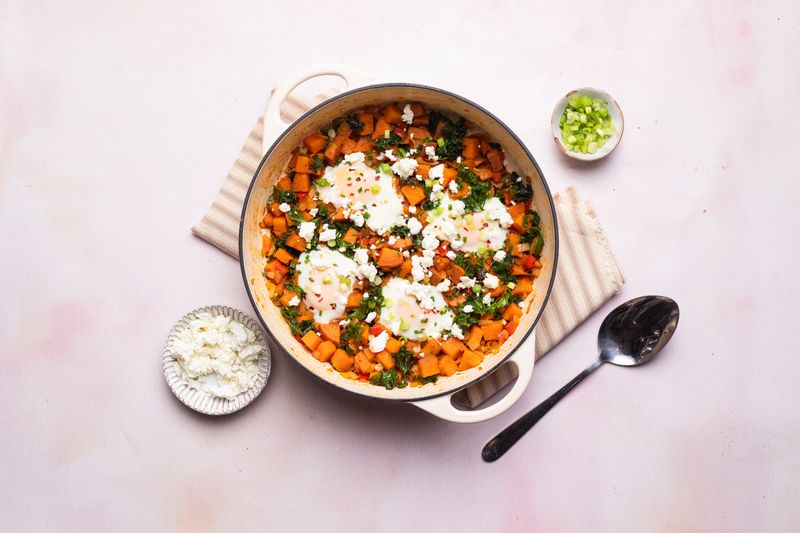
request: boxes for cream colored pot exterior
[240,68,558,422]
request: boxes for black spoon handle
[482,357,604,462]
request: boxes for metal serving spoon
[482,295,680,462]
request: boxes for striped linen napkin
[192,90,624,408]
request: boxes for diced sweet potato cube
[442,167,457,186]
[276,177,292,191]
[513,277,533,297]
[377,248,403,270]
[381,104,403,124]
[261,234,272,257]
[274,247,294,265]
[279,290,298,307]
[416,164,430,178]
[502,303,523,322]
[441,338,465,358]
[354,352,375,374]
[341,138,357,155]
[342,228,359,245]
[303,133,328,154]
[423,338,442,356]
[400,184,426,206]
[409,103,426,116]
[301,331,322,350]
[346,291,362,308]
[371,118,392,140]
[439,355,458,376]
[486,149,505,171]
[463,137,481,159]
[260,212,274,228]
[408,127,431,141]
[507,202,527,218]
[446,263,465,282]
[285,233,307,251]
[295,155,310,173]
[358,112,374,135]
[319,323,340,345]
[399,258,412,278]
[313,340,336,362]
[481,321,504,341]
[458,350,484,371]
[324,142,340,164]
[418,354,440,378]
[354,138,373,152]
[385,337,401,354]
[466,326,483,351]
[512,214,527,233]
[292,173,310,193]
[272,216,287,236]
[376,350,395,370]
[331,349,354,372]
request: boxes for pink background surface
[2,1,799,531]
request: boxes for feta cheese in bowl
[163,305,271,415]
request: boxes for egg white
[295,248,358,324]
[423,195,512,253]
[317,153,405,234]
[379,277,455,341]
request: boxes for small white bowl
[551,87,624,161]
[163,305,271,415]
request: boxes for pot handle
[262,63,376,153]
[411,331,536,423]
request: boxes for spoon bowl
[482,295,679,462]
[599,295,680,366]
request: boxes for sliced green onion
[559,94,615,154]
[437,138,445,147]
[316,177,329,187]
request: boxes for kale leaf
[435,118,466,160]
[503,172,533,203]
[374,131,403,152]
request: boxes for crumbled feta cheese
[449,180,459,193]
[463,304,474,313]
[456,156,462,163]
[421,234,439,251]
[340,319,350,327]
[350,211,365,227]
[357,263,378,283]
[402,250,410,257]
[401,104,414,124]
[309,208,318,217]
[428,163,445,181]
[425,145,439,162]
[482,293,493,305]
[446,250,457,260]
[383,149,397,162]
[365,311,376,323]
[369,330,389,353]
[354,249,369,264]
[279,203,291,213]
[494,250,507,261]
[451,324,464,340]
[387,235,397,245]
[344,152,365,164]
[436,279,451,291]
[318,225,337,242]
[298,221,316,241]
[171,312,264,400]
[483,274,500,289]
[407,217,423,235]
[408,205,417,214]
[391,157,418,178]
[288,295,301,307]
[457,276,476,289]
